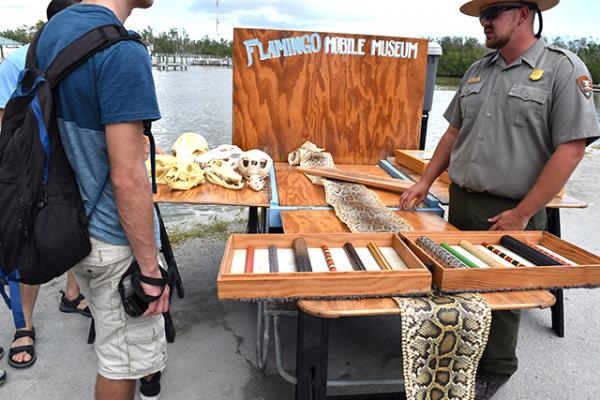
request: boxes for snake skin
[288,142,413,232]
[396,293,492,400]
[416,236,468,269]
[323,180,413,232]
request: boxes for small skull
[247,175,265,191]
[238,149,272,178]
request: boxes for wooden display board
[217,233,431,300]
[402,231,600,293]
[395,149,451,184]
[233,28,428,164]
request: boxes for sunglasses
[479,5,523,22]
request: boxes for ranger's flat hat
[460,0,559,16]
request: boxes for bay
[152,67,600,226]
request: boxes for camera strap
[131,267,168,302]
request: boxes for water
[151,67,244,227]
[153,68,600,226]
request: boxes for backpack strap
[30,24,142,89]
[0,269,26,330]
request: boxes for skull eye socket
[260,160,268,169]
[242,159,249,168]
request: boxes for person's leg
[59,271,91,316]
[10,283,40,365]
[64,271,88,305]
[96,375,135,400]
[72,238,167,398]
[449,186,546,380]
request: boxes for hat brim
[460,0,559,16]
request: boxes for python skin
[323,180,413,232]
[288,142,412,232]
[396,293,492,400]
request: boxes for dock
[152,53,232,70]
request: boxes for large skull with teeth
[238,149,272,179]
[194,144,243,169]
[171,132,209,162]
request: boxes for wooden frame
[218,233,432,300]
[401,231,600,293]
[395,149,451,184]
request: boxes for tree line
[435,36,600,83]
[2,23,598,81]
[1,23,233,58]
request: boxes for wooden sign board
[232,28,428,164]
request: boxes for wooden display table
[282,209,555,400]
[280,210,449,233]
[275,162,405,207]
[152,182,270,208]
[386,158,587,209]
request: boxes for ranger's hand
[399,181,429,209]
[488,208,529,231]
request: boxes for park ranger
[400,0,599,398]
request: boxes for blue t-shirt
[36,4,161,246]
[0,44,28,108]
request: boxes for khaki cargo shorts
[72,237,167,380]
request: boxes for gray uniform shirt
[444,38,599,200]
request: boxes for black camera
[118,260,168,317]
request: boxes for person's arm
[488,139,586,230]
[106,121,169,315]
[399,125,459,208]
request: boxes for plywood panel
[153,181,269,207]
[281,210,456,234]
[233,28,428,164]
[297,290,556,318]
[275,162,412,207]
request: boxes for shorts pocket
[124,316,166,375]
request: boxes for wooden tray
[395,149,451,184]
[218,233,432,300]
[401,231,600,293]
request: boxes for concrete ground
[1,153,600,399]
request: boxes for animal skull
[164,160,205,191]
[238,149,272,179]
[204,159,244,190]
[145,154,177,184]
[247,175,265,191]
[171,132,209,162]
[288,141,324,165]
[195,144,243,169]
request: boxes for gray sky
[0,0,598,42]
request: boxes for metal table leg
[546,207,565,338]
[248,206,259,233]
[296,310,330,400]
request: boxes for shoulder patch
[576,75,593,99]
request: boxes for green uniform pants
[448,184,547,379]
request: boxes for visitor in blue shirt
[35,1,168,399]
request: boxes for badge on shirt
[576,75,593,98]
[529,69,544,81]
[467,76,481,84]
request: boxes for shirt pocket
[459,82,484,119]
[506,83,550,126]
